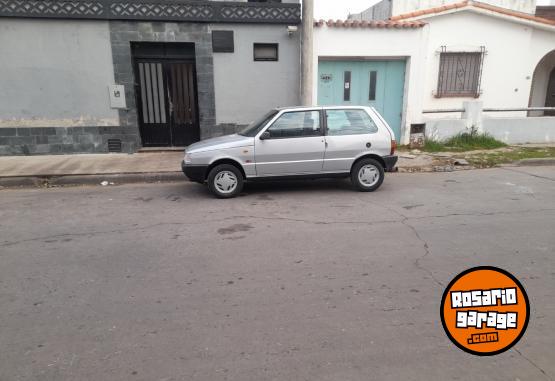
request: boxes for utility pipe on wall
[300,0,314,106]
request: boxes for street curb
[517,158,555,166]
[0,172,186,188]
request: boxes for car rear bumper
[182,161,207,183]
[383,155,398,172]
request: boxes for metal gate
[318,60,406,140]
[134,59,199,147]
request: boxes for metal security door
[135,60,199,147]
[136,61,170,146]
[318,60,406,140]
[166,62,199,146]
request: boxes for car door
[255,110,325,176]
[323,109,381,173]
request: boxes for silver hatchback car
[182,106,398,198]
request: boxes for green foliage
[467,147,555,167]
[422,128,507,152]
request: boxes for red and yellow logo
[440,267,530,356]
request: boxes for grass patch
[466,147,555,168]
[422,131,507,152]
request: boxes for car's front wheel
[207,164,244,199]
[351,158,384,192]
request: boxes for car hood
[186,134,254,153]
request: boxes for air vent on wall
[108,139,122,153]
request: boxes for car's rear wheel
[351,158,384,192]
[207,164,244,199]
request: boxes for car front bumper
[383,155,398,172]
[181,161,208,183]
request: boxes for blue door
[318,60,406,140]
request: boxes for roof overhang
[314,19,426,29]
[390,0,555,33]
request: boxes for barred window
[437,52,483,98]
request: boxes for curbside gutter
[0,172,186,189]
[1,160,554,189]
[517,158,555,166]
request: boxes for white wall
[211,24,300,126]
[420,11,555,118]
[313,25,427,143]
[313,10,555,144]
[392,0,537,16]
[0,19,119,128]
[528,39,555,115]
[425,117,555,143]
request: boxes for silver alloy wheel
[214,170,238,194]
[358,164,380,188]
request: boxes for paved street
[0,167,554,381]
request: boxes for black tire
[351,158,385,192]
[207,164,244,199]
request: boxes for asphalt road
[1,167,554,381]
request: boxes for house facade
[315,0,555,144]
[0,0,301,155]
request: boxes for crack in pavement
[401,217,444,288]
[5,204,546,290]
[408,208,555,221]
[361,198,445,288]
[0,217,244,248]
[0,215,404,248]
[514,348,552,380]
[501,167,555,182]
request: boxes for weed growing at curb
[423,130,507,152]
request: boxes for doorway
[546,67,555,116]
[132,42,200,147]
[318,59,406,140]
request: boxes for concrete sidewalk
[0,152,185,187]
[0,152,183,177]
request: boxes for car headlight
[184,153,192,164]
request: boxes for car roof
[275,105,372,111]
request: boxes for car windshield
[238,110,278,137]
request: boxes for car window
[267,111,321,139]
[326,109,378,136]
[238,110,278,137]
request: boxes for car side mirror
[260,131,271,140]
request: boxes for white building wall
[528,29,555,115]
[211,24,300,126]
[313,11,555,143]
[0,19,119,128]
[391,0,537,16]
[420,11,555,119]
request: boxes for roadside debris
[454,159,470,166]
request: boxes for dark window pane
[326,109,378,136]
[369,71,377,101]
[344,71,351,101]
[267,111,321,138]
[437,52,482,97]
[254,43,278,61]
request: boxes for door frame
[317,56,409,142]
[545,67,555,116]
[131,42,200,147]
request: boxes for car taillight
[391,140,397,155]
